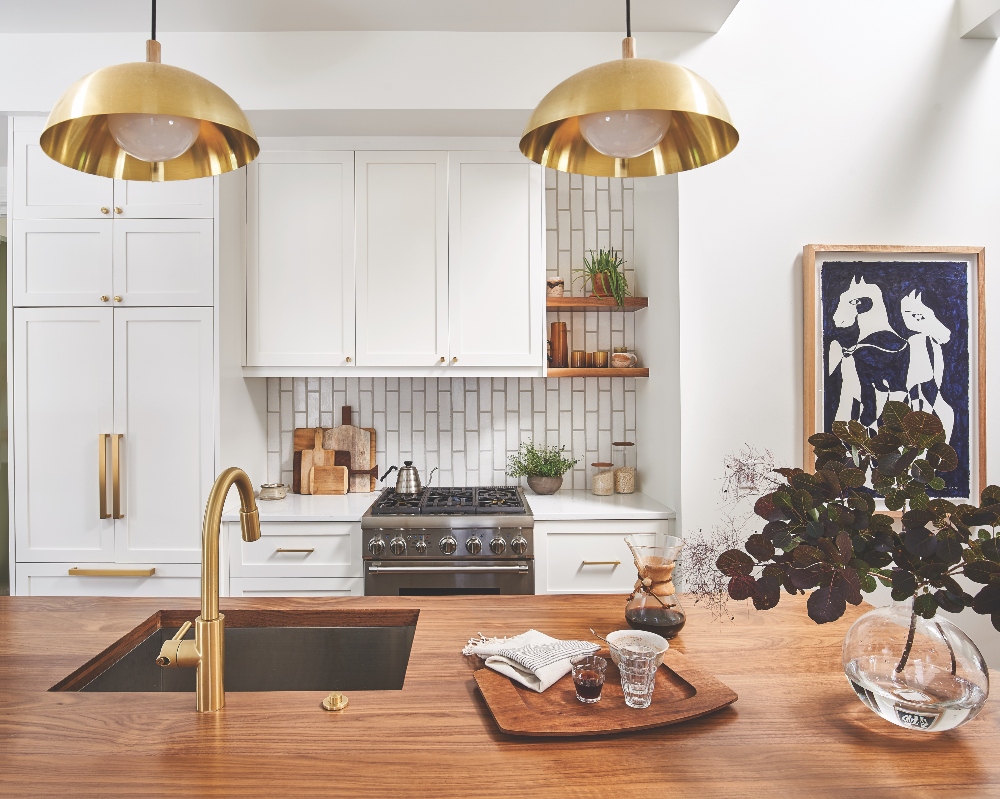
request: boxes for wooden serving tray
[473,649,737,736]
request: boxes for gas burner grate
[474,486,526,514]
[369,486,527,516]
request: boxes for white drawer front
[15,562,200,597]
[230,577,364,597]
[546,533,636,594]
[229,522,362,577]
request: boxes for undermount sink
[51,608,418,693]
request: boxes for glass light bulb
[578,109,673,159]
[107,113,201,162]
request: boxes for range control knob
[490,537,506,555]
[389,536,406,556]
[439,535,458,555]
[414,538,428,555]
[466,537,482,555]
[510,536,528,555]
[368,537,386,556]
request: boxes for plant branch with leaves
[506,440,578,479]
[573,248,631,307]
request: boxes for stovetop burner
[370,486,526,516]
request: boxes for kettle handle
[380,466,398,483]
[426,467,439,488]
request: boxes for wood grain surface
[1,594,998,798]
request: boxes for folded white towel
[463,630,599,693]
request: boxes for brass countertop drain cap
[322,692,349,711]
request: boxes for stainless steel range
[361,486,534,596]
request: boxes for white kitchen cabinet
[113,308,214,563]
[113,177,214,218]
[12,218,213,307]
[12,307,214,566]
[113,219,214,306]
[13,308,115,562]
[228,520,362,579]
[246,150,355,367]
[14,562,201,597]
[355,151,449,367]
[11,128,114,219]
[230,577,364,597]
[447,152,545,367]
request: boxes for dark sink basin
[51,608,418,693]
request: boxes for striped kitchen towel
[463,630,599,693]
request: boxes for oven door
[365,560,534,596]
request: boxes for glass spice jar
[613,441,636,494]
[590,462,614,496]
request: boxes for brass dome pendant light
[40,0,258,181]
[519,0,738,178]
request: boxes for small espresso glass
[571,654,607,704]
[618,644,657,709]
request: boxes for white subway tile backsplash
[266,168,637,485]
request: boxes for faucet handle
[171,621,193,641]
[156,620,196,667]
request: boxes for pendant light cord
[151,0,157,40]
[626,0,631,37]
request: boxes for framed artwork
[803,245,986,503]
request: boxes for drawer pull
[68,567,155,577]
[275,548,315,554]
[582,560,621,566]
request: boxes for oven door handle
[368,563,529,574]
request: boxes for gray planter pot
[526,475,563,495]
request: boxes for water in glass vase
[624,606,686,638]
[845,657,988,732]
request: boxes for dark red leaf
[835,531,853,566]
[728,574,755,601]
[807,580,847,624]
[752,575,781,610]
[836,567,863,605]
[717,549,754,577]
[745,533,775,562]
[973,581,1000,615]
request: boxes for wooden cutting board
[310,465,349,495]
[322,426,372,493]
[363,428,377,490]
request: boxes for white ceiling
[0,0,740,33]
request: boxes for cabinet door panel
[113,177,214,218]
[113,219,214,306]
[12,128,114,219]
[545,532,636,594]
[15,562,200,597]
[356,152,448,366]
[246,151,355,367]
[12,219,113,306]
[114,308,214,562]
[13,308,115,561]
[448,153,544,366]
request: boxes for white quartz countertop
[223,488,674,523]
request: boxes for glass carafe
[624,534,686,638]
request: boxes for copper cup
[571,350,587,368]
[549,322,569,368]
[592,351,609,368]
[586,352,594,368]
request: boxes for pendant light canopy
[41,1,258,181]
[519,1,738,178]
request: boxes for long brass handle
[111,434,124,519]
[98,434,110,519]
[68,567,155,577]
[582,560,621,566]
[275,548,315,554]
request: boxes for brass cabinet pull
[68,567,155,577]
[113,295,123,303]
[345,357,352,363]
[114,207,123,215]
[111,434,124,519]
[98,434,110,519]
[582,560,621,566]
[438,357,445,363]
[451,357,458,364]
[100,207,110,215]
[100,295,110,303]
[275,548,315,554]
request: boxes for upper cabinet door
[113,307,214,563]
[246,151,355,367]
[13,308,115,561]
[355,152,449,367]
[12,219,114,307]
[447,153,545,367]
[113,177,215,218]
[112,219,214,306]
[11,127,114,219]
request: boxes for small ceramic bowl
[258,483,288,501]
[605,630,669,669]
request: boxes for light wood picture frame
[803,245,986,503]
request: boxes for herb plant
[716,402,1000,667]
[573,248,631,307]
[506,441,578,479]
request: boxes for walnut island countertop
[1,594,998,798]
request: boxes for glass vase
[842,599,989,732]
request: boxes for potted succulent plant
[573,248,631,307]
[506,440,578,495]
[716,402,1000,731]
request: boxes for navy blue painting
[820,261,970,498]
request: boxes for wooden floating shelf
[546,368,649,378]
[546,297,648,312]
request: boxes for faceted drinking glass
[571,654,607,704]
[618,644,657,709]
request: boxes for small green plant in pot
[506,440,578,495]
[573,248,631,307]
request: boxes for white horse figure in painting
[828,276,910,431]
[901,289,955,443]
